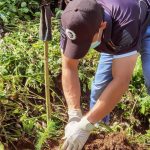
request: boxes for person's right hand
[62,109,82,139]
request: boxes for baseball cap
[61,0,103,59]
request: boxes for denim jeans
[90,26,150,124]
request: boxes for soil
[45,132,146,150]
[5,132,147,150]
[44,139,60,150]
[84,132,145,150]
[5,136,35,150]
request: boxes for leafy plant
[20,113,36,134]
[0,0,40,24]
[0,18,64,149]
[134,129,150,148]
[35,120,57,150]
[130,57,145,94]
[138,96,150,116]
[0,141,4,150]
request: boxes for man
[60,0,150,149]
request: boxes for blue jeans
[90,26,150,124]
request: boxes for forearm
[86,79,129,123]
[86,54,138,124]
[62,55,81,109]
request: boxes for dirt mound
[45,132,145,150]
[84,132,145,150]
[45,139,60,150]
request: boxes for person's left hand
[61,117,95,150]
[62,109,82,139]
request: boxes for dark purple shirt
[96,0,150,54]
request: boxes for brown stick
[44,41,52,123]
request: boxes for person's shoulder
[97,0,139,12]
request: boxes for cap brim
[63,38,92,59]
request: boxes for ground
[45,132,146,150]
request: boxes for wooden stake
[44,41,51,123]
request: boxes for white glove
[61,116,95,150]
[63,109,82,139]
[68,109,82,122]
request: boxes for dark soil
[5,138,35,150]
[44,132,146,150]
[5,132,147,150]
[84,132,145,150]
[44,139,60,150]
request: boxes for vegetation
[0,1,150,149]
[0,0,39,24]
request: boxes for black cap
[61,0,103,59]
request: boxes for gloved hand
[63,109,82,139]
[68,108,82,122]
[61,116,95,150]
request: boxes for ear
[100,21,107,30]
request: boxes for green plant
[79,50,100,92]
[134,129,150,148]
[0,0,40,24]
[130,57,145,94]
[0,141,4,150]
[35,120,57,150]
[20,113,36,134]
[138,96,150,116]
[0,18,64,149]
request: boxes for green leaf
[21,2,27,7]
[20,8,29,13]
[0,13,8,22]
[11,6,17,12]
[0,142,4,150]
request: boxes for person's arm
[62,54,138,150]
[86,54,138,123]
[62,53,80,109]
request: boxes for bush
[0,0,40,24]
